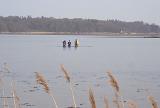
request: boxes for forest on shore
[0,16,160,33]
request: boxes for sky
[0,0,160,25]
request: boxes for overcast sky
[0,0,160,25]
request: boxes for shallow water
[0,35,160,108]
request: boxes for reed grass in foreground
[107,71,119,93]
[104,96,109,108]
[11,81,21,108]
[35,72,59,108]
[107,71,124,108]
[89,88,96,108]
[60,64,77,108]
[148,96,158,108]
[0,63,159,108]
[3,89,9,108]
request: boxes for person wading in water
[63,40,66,47]
[74,39,79,47]
[68,40,71,47]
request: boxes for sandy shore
[0,32,160,38]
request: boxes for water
[0,35,160,108]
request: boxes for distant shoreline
[0,32,160,38]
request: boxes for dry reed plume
[60,64,70,82]
[60,64,77,108]
[107,71,119,93]
[106,71,124,108]
[127,100,138,108]
[89,88,96,108]
[104,96,109,108]
[148,96,158,108]
[35,72,59,108]
[35,72,49,93]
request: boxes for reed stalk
[35,72,59,108]
[107,71,124,108]
[113,92,122,108]
[69,82,77,108]
[60,64,77,108]
[11,82,16,108]
[148,96,158,108]
[11,81,20,108]
[104,96,109,108]
[107,71,119,93]
[60,64,70,82]
[49,92,59,108]
[3,89,9,108]
[89,88,96,108]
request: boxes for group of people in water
[63,39,79,47]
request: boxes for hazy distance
[0,0,159,25]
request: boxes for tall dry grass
[1,63,160,108]
[113,93,123,108]
[60,64,77,108]
[107,71,119,93]
[35,72,59,108]
[89,88,96,108]
[148,96,158,108]
[60,64,70,82]
[106,71,124,108]
[104,96,109,108]
[35,72,49,93]
[11,81,20,108]
[3,89,9,108]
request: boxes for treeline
[0,16,160,33]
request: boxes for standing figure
[74,39,79,47]
[63,40,66,47]
[68,40,71,47]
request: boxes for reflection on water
[0,35,160,108]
